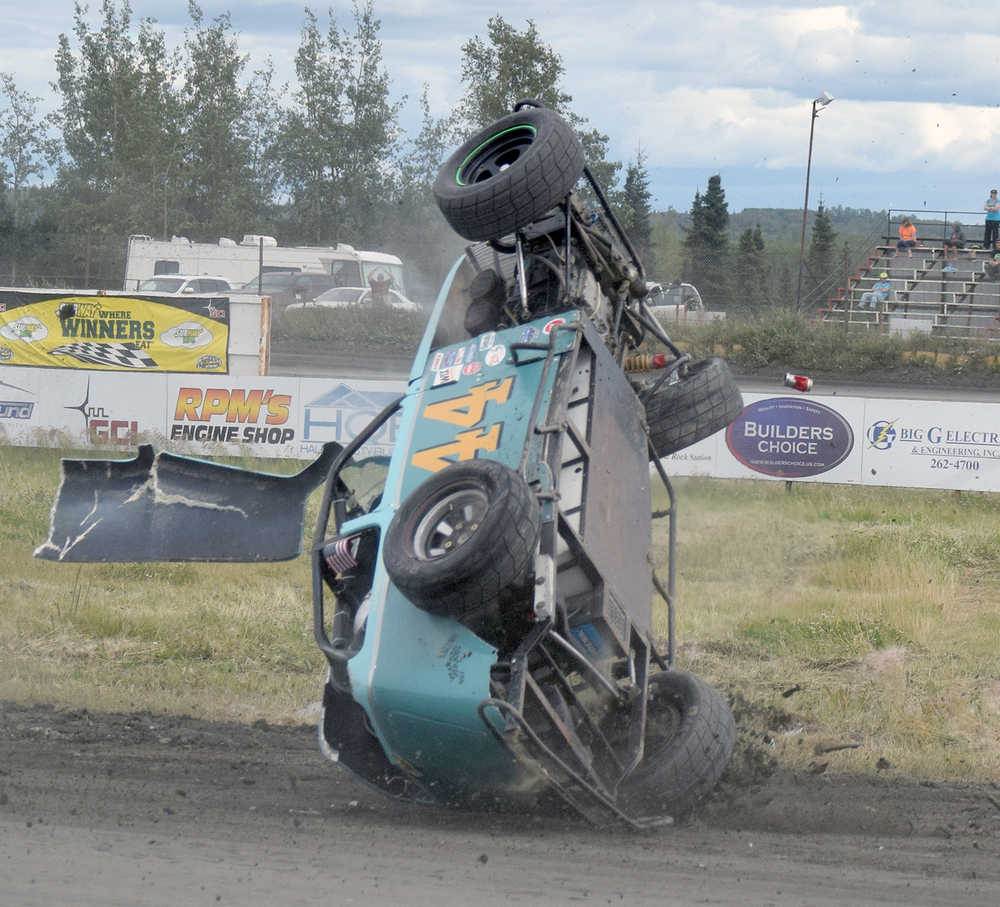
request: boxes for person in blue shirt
[859,272,892,310]
[984,190,1000,248]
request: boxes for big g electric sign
[726,397,854,478]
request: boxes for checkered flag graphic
[50,342,159,370]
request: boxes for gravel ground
[1,701,998,906]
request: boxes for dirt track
[2,702,997,906]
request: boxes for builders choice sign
[726,397,854,478]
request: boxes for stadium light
[795,92,836,310]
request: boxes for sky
[4,0,1000,219]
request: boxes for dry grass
[654,478,1000,782]
[0,447,325,724]
[2,447,998,781]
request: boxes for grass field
[2,446,998,781]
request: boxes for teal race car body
[36,104,744,827]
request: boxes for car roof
[141,274,231,282]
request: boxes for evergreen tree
[802,201,837,309]
[734,223,768,314]
[621,147,652,264]
[682,174,730,309]
[776,261,794,309]
[647,210,683,281]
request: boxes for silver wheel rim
[412,487,489,560]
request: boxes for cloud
[4,0,999,211]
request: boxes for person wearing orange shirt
[896,217,918,258]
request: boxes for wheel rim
[456,125,537,186]
[412,487,490,560]
[643,694,683,756]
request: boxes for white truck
[123,234,406,295]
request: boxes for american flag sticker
[323,536,358,574]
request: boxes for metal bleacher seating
[821,221,1000,338]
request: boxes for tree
[0,73,60,282]
[390,84,464,299]
[682,175,730,309]
[802,202,837,309]
[776,261,794,309]
[278,2,402,247]
[734,224,768,315]
[177,2,267,239]
[455,17,570,129]
[621,148,653,265]
[338,0,403,245]
[53,0,182,283]
[453,16,620,201]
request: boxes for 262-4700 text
[929,458,980,471]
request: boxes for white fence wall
[665,392,1000,492]
[0,367,407,462]
[2,367,999,493]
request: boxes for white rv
[123,234,406,294]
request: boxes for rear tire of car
[433,106,585,241]
[616,671,735,820]
[382,459,540,620]
[631,357,743,459]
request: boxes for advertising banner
[719,394,866,484]
[6,363,1000,497]
[0,292,230,374]
[0,368,168,450]
[164,375,302,457]
[298,377,406,461]
[860,399,1000,490]
[0,369,46,446]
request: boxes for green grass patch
[2,447,998,780]
[272,303,426,350]
[659,309,1000,379]
[654,477,1000,782]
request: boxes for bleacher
[820,211,1000,339]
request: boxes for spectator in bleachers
[942,222,965,271]
[984,189,1000,247]
[896,217,918,257]
[859,271,892,309]
[985,251,1000,281]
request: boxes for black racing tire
[382,459,540,619]
[618,671,735,819]
[433,106,585,241]
[631,357,743,459]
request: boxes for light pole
[795,91,835,310]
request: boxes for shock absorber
[622,352,669,372]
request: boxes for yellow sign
[0,292,230,373]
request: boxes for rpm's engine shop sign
[0,291,230,373]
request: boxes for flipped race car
[35,102,744,828]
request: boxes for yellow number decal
[422,377,514,427]
[411,425,502,472]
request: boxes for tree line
[0,0,882,311]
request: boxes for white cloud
[4,0,1000,211]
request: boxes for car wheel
[382,459,540,620]
[617,671,735,819]
[631,357,743,459]
[433,106,585,241]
